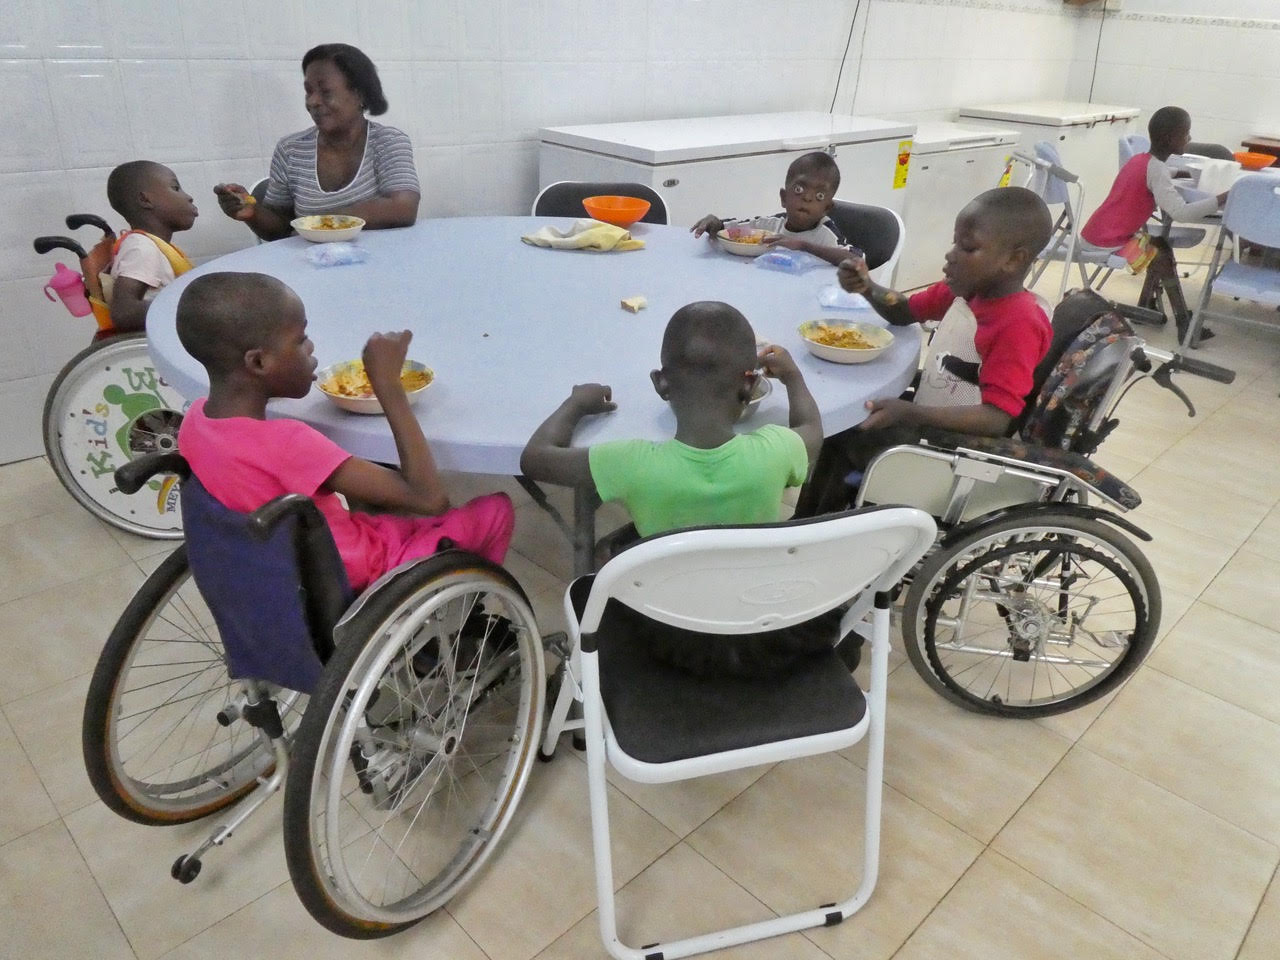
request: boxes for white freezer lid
[910,120,1019,155]
[538,112,917,164]
[958,100,1140,126]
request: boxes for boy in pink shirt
[176,272,513,591]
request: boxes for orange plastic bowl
[581,195,651,227]
[1234,151,1277,171]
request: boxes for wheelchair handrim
[306,575,544,926]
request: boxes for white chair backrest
[1119,134,1150,168]
[577,508,937,637]
[1223,174,1280,248]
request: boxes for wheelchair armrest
[114,453,190,494]
[248,494,330,541]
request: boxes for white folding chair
[1187,173,1280,347]
[549,507,936,960]
[1023,142,1126,300]
[827,199,906,286]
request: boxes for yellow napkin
[521,218,644,252]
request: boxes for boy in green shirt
[523,301,860,676]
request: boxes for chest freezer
[896,121,1020,291]
[958,101,1139,220]
[538,112,917,230]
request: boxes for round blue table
[147,217,921,572]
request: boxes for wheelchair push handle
[114,453,189,494]
[33,236,89,260]
[1130,346,1236,419]
[248,494,330,541]
[65,213,114,237]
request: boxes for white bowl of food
[316,359,434,414]
[798,320,894,364]
[716,227,771,257]
[292,214,366,243]
[737,375,772,422]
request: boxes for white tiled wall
[844,0,1100,122]
[0,0,1094,463]
[1091,5,1280,151]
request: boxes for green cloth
[588,424,808,538]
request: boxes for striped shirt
[264,121,420,217]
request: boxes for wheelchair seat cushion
[181,475,352,693]
[570,580,866,764]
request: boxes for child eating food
[175,271,513,591]
[103,160,198,332]
[690,151,857,266]
[795,186,1054,516]
[521,301,864,676]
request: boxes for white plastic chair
[1187,173,1280,346]
[548,507,936,960]
[1021,142,1124,300]
[827,199,906,286]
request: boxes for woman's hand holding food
[690,214,725,239]
[568,383,617,416]
[213,183,257,221]
[363,330,412,394]
[837,256,872,294]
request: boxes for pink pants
[368,492,515,585]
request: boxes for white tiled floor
[3,264,1279,960]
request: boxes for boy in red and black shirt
[795,186,1054,516]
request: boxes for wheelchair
[82,453,546,937]
[34,216,187,539]
[850,289,1235,718]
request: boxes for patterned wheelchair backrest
[180,475,351,693]
[1021,309,1135,452]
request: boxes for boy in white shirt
[104,160,198,332]
[690,151,856,266]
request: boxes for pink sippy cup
[45,262,92,317]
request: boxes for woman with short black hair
[215,43,420,241]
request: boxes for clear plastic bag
[755,248,828,274]
[817,284,873,311]
[304,242,369,267]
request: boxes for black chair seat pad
[587,596,868,765]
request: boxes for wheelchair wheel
[901,511,1160,718]
[44,333,186,539]
[283,553,545,938]
[83,547,307,823]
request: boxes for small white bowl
[798,320,894,364]
[292,215,366,243]
[738,376,772,422]
[716,228,771,257]
[316,359,433,415]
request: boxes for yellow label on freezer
[893,139,913,189]
[997,155,1014,188]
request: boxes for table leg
[513,476,600,578]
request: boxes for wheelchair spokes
[284,567,544,937]
[84,549,307,823]
[902,513,1159,718]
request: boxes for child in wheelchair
[102,160,198,332]
[795,186,1055,517]
[689,151,858,266]
[1081,105,1227,343]
[523,300,867,676]
[174,271,514,591]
